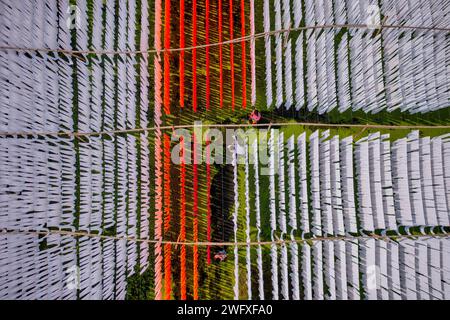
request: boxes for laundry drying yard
[0,0,449,300]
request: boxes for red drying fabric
[229,0,235,110]
[179,0,185,107]
[163,0,171,115]
[218,0,224,108]
[164,243,171,299]
[205,0,211,110]
[163,133,171,299]
[206,140,212,264]
[180,136,187,300]
[192,0,197,112]
[240,0,246,109]
[193,134,199,299]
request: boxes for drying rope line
[0,23,448,56]
[2,228,448,246]
[1,122,449,138]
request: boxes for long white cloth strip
[380,134,397,230]
[320,130,333,235]
[392,138,414,226]
[139,0,150,272]
[90,0,103,134]
[102,238,115,300]
[278,133,287,235]
[270,243,279,300]
[368,133,385,230]
[294,32,305,111]
[269,130,278,235]
[140,132,150,273]
[280,242,289,300]
[290,241,300,300]
[427,237,443,299]
[441,135,450,220]
[301,243,312,300]
[274,0,284,109]
[376,240,389,300]
[360,238,377,300]
[283,39,293,110]
[278,133,289,300]
[330,136,345,235]
[323,240,336,300]
[356,136,374,231]
[79,236,93,299]
[293,0,304,111]
[441,239,450,299]
[116,135,127,300]
[233,136,239,300]
[287,136,297,234]
[103,138,115,229]
[335,240,348,300]
[79,141,93,230]
[269,130,279,299]
[127,135,137,276]
[252,139,264,300]
[399,238,418,300]
[287,135,300,300]
[431,137,449,226]
[244,138,252,300]
[415,240,430,300]
[282,0,293,110]
[90,237,103,300]
[381,1,401,112]
[312,240,324,299]
[346,239,360,300]
[309,131,322,236]
[90,58,103,132]
[104,57,115,132]
[76,0,90,132]
[337,31,351,112]
[103,0,116,131]
[263,0,273,107]
[314,0,326,113]
[297,133,310,234]
[117,61,127,131]
[305,0,317,110]
[407,131,426,226]
[324,0,337,113]
[347,0,364,111]
[387,240,401,300]
[341,136,358,233]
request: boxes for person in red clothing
[214,249,227,262]
[249,109,261,124]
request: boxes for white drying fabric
[261,0,450,114]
